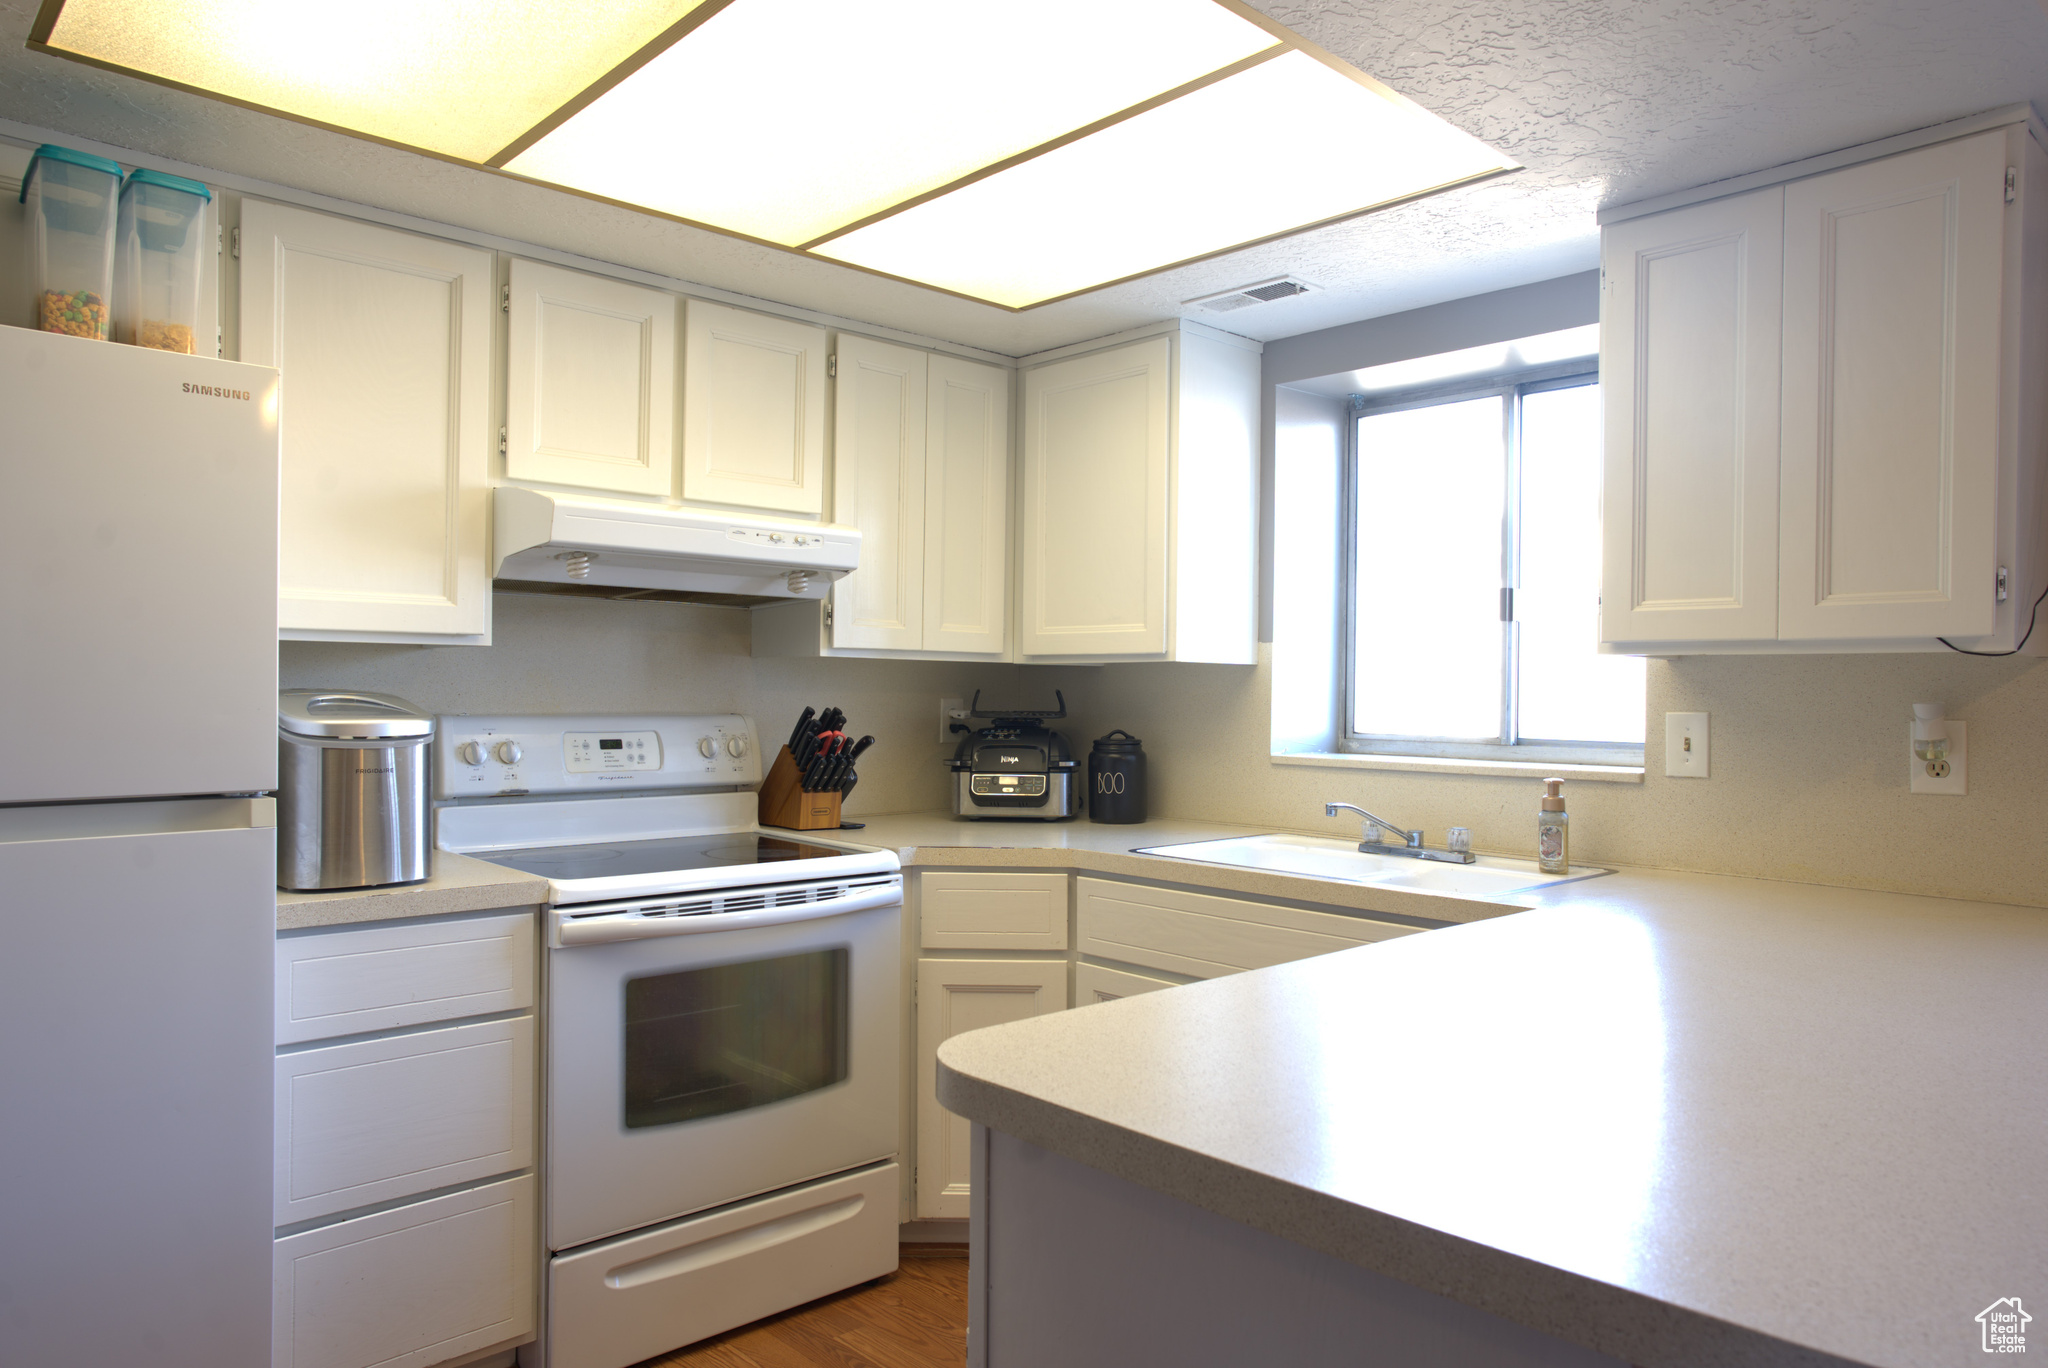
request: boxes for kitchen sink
[1132,833,1607,898]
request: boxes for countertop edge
[935,1053,1862,1368]
[276,851,550,930]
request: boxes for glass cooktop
[483,833,853,881]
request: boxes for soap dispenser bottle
[1537,778,1568,874]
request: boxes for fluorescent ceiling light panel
[503,0,1280,246]
[41,0,710,162]
[817,50,1517,308]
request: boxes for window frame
[1336,357,1644,767]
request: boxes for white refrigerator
[0,325,279,1367]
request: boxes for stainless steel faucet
[1324,801,1476,864]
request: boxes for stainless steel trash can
[277,689,433,890]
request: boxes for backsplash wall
[1058,646,2048,908]
[279,592,1054,818]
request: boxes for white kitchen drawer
[550,1162,898,1368]
[273,1174,536,1368]
[1075,877,1418,980]
[276,911,535,1044]
[919,870,1069,950]
[1074,960,1182,1005]
[275,1016,535,1225]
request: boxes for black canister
[1087,730,1147,823]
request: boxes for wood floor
[634,1246,969,1368]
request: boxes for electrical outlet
[939,697,964,746]
[1665,712,1710,778]
[1909,719,1967,795]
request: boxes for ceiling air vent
[1184,276,1317,314]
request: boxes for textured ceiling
[3,0,2047,356]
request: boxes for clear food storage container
[116,169,212,354]
[19,144,122,341]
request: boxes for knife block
[758,746,843,830]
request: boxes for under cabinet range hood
[493,488,859,605]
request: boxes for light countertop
[937,864,2048,1368]
[276,850,548,930]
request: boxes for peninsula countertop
[937,865,2048,1368]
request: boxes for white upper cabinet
[831,335,928,651]
[1601,187,1783,644]
[240,200,493,642]
[922,353,1011,654]
[1018,323,1260,662]
[505,259,677,498]
[1600,119,2048,653]
[1778,134,2007,641]
[755,340,1010,659]
[682,299,828,515]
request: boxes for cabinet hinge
[229,226,240,259]
[498,425,508,456]
[501,283,511,312]
[823,598,835,627]
[828,352,837,378]
[1997,565,2010,602]
[1499,587,1515,622]
[216,223,223,255]
[215,325,223,358]
[2006,168,2018,205]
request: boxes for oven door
[546,877,902,1252]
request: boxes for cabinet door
[1600,187,1783,644]
[240,200,492,640]
[505,259,677,496]
[831,335,928,650]
[275,1016,535,1225]
[923,354,1012,653]
[1074,960,1178,1005]
[1075,877,1417,980]
[272,1174,535,1368]
[919,871,1068,951]
[1020,337,1170,656]
[682,299,828,514]
[915,958,1066,1219]
[1779,132,2008,640]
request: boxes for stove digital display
[600,738,623,750]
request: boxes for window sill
[1271,750,1645,784]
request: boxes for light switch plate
[1665,712,1710,778]
[1909,719,1967,795]
[940,698,964,746]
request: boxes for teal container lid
[19,144,123,203]
[123,167,212,204]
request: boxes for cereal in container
[116,169,212,354]
[20,144,122,341]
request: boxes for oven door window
[622,948,849,1129]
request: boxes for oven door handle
[553,881,902,946]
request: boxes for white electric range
[434,715,902,1368]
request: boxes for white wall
[280,592,1062,819]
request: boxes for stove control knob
[726,736,748,758]
[698,736,718,758]
[456,741,486,767]
[494,740,523,765]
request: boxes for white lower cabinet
[914,957,1067,1219]
[907,870,1434,1222]
[919,870,1069,951]
[273,1175,536,1368]
[549,1161,899,1368]
[274,1016,535,1225]
[275,911,539,1368]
